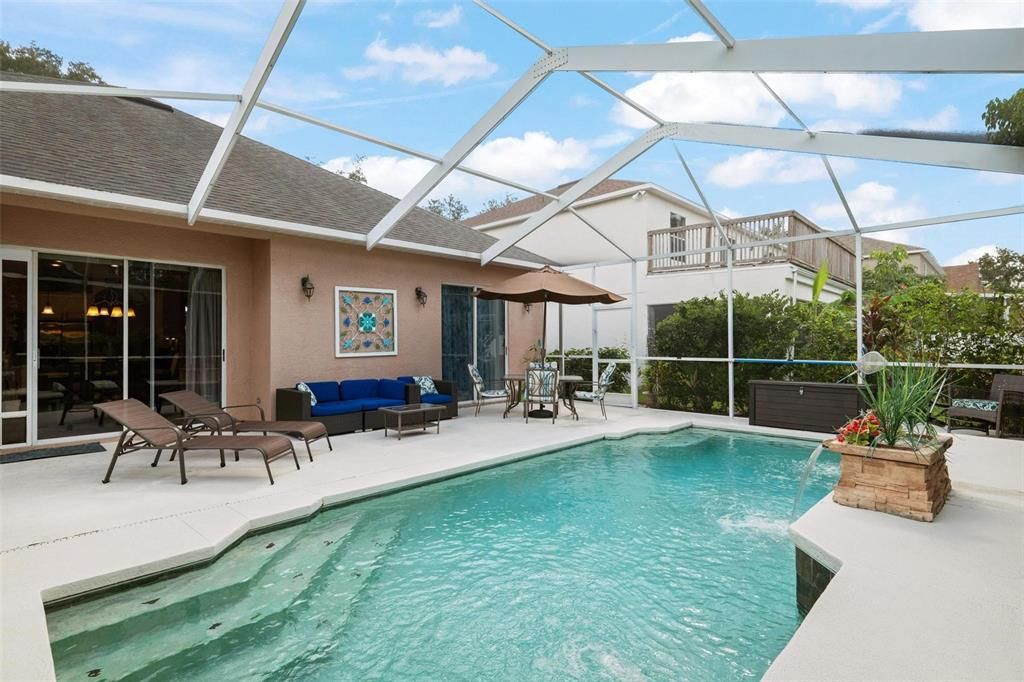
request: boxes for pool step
[49,513,362,680]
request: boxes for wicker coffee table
[380,404,447,440]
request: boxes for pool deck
[1,404,1021,680]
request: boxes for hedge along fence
[546,347,632,394]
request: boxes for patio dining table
[503,374,584,420]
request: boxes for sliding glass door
[441,285,507,399]
[0,249,225,448]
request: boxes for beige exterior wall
[1,196,541,423]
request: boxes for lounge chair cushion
[951,398,998,412]
[378,379,408,401]
[355,397,406,411]
[340,379,380,400]
[304,381,340,404]
[420,393,453,405]
[311,400,363,417]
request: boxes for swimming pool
[47,428,838,680]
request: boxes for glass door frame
[1,247,34,449]
[441,281,509,400]
[0,245,227,448]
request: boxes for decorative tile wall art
[334,287,397,357]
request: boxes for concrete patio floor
[1,403,1021,681]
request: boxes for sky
[1,0,1022,266]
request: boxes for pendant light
[127,307,136,318]
[86,305,100,317]
[111,306,123,318]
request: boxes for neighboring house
[465,179,855,353]
[836,235,944,279]
[0,73,544,449]
[944,262,991,294]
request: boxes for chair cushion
[340,379,380,400]
[379,379,408,401]
[574,391,601,401]
[295,382,318,406]
[413,376,438,395]
[480,389,509,398]
[356,397,406,411]
[467,364,483,385]
[311,400,362,416]
[304,381,340,404]
[951,398,998,412]
[420,393,453,405]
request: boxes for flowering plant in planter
[836,411,882,446]
[857,361,946,451]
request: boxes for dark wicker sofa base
[276,382,457,435]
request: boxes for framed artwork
[335,287,398,357]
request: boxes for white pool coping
[1,405,1019,680]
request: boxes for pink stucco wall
[1,197,542,418]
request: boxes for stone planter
[824,435,952,522]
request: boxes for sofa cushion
[311,400,362,417]
[378,379,408,402]
[340,379,380,400]
[420,393,453,405]
[295,382,318,406]
[356,397,406,411]
[413,376,439,395]
[397,376,414,384]
[304,381,340,404]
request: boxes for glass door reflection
[2,255,30,446]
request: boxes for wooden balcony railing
[647,210,856,285]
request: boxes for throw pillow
[413,376,439,395]
[295,382,318,406]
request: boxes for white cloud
[343,39,498,86]
[975,171,1024,186]
[907,1,1024,30]
[415,4,463,28]
[612,35,903,129]
[571,94,598,108]
[818,0,892,9]
[321,131,596,205]
[946,244,999,266]
[859,9,903,33]
[811,181,927,231]
[263,74,344,105]
[718,206,742,219]
[707,151,856,188]
[903,105,959,132]
[589,130,635,149]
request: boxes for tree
[0,41,104,83]
[978,247,1024,293]
[343,154,367,184]
[863,246,929,296]
[982,88,1024,147]
[482,193,518,213]
[426,193,469,222]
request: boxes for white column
[591,267,599,385]
[855,233,864,381]
[726,246,735,419]
[630,260,640,409]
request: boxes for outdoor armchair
[947,373,1024,438]
[95,399,300,485]
[467,364,510,417]
[159,390,330,461]
[572,362,618,419]
[525,367,559,424]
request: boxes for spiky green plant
[858,362,946,449]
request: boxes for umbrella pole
[530,295,554,418]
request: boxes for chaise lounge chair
[95,399,300,485]
[159,390,330,461]
[947,373,1024,438]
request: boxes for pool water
[47,429,838,681]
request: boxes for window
[670,212,686,228]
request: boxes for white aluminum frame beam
[671,122,1024,174]
[671,143,730,244]
[365,53,561,248]
[557,29,1024,73]
[0,81,241,102]
[567,207,635,261]
[186,0,305,224]
[257,100,557,199]
[686,0,735,48]
[481,125,674,264]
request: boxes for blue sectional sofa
[276,378,418,435]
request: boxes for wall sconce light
[523,302,532,313]
[301,275,315,301]
[415,286,428,307]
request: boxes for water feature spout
[792,443,826,520]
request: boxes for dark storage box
[748,380,865,433]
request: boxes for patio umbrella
[475,265,625,363]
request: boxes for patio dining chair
[947,373,1024,438]
[95,399,300,485]
[159,390,330,461]
[525,366,559,424]
[467,364,509,417]
[572,362,618,420]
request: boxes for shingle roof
[944,262,990,293]
[462,178,645,227]
[0,73,545,264]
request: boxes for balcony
[647,210,857,285]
